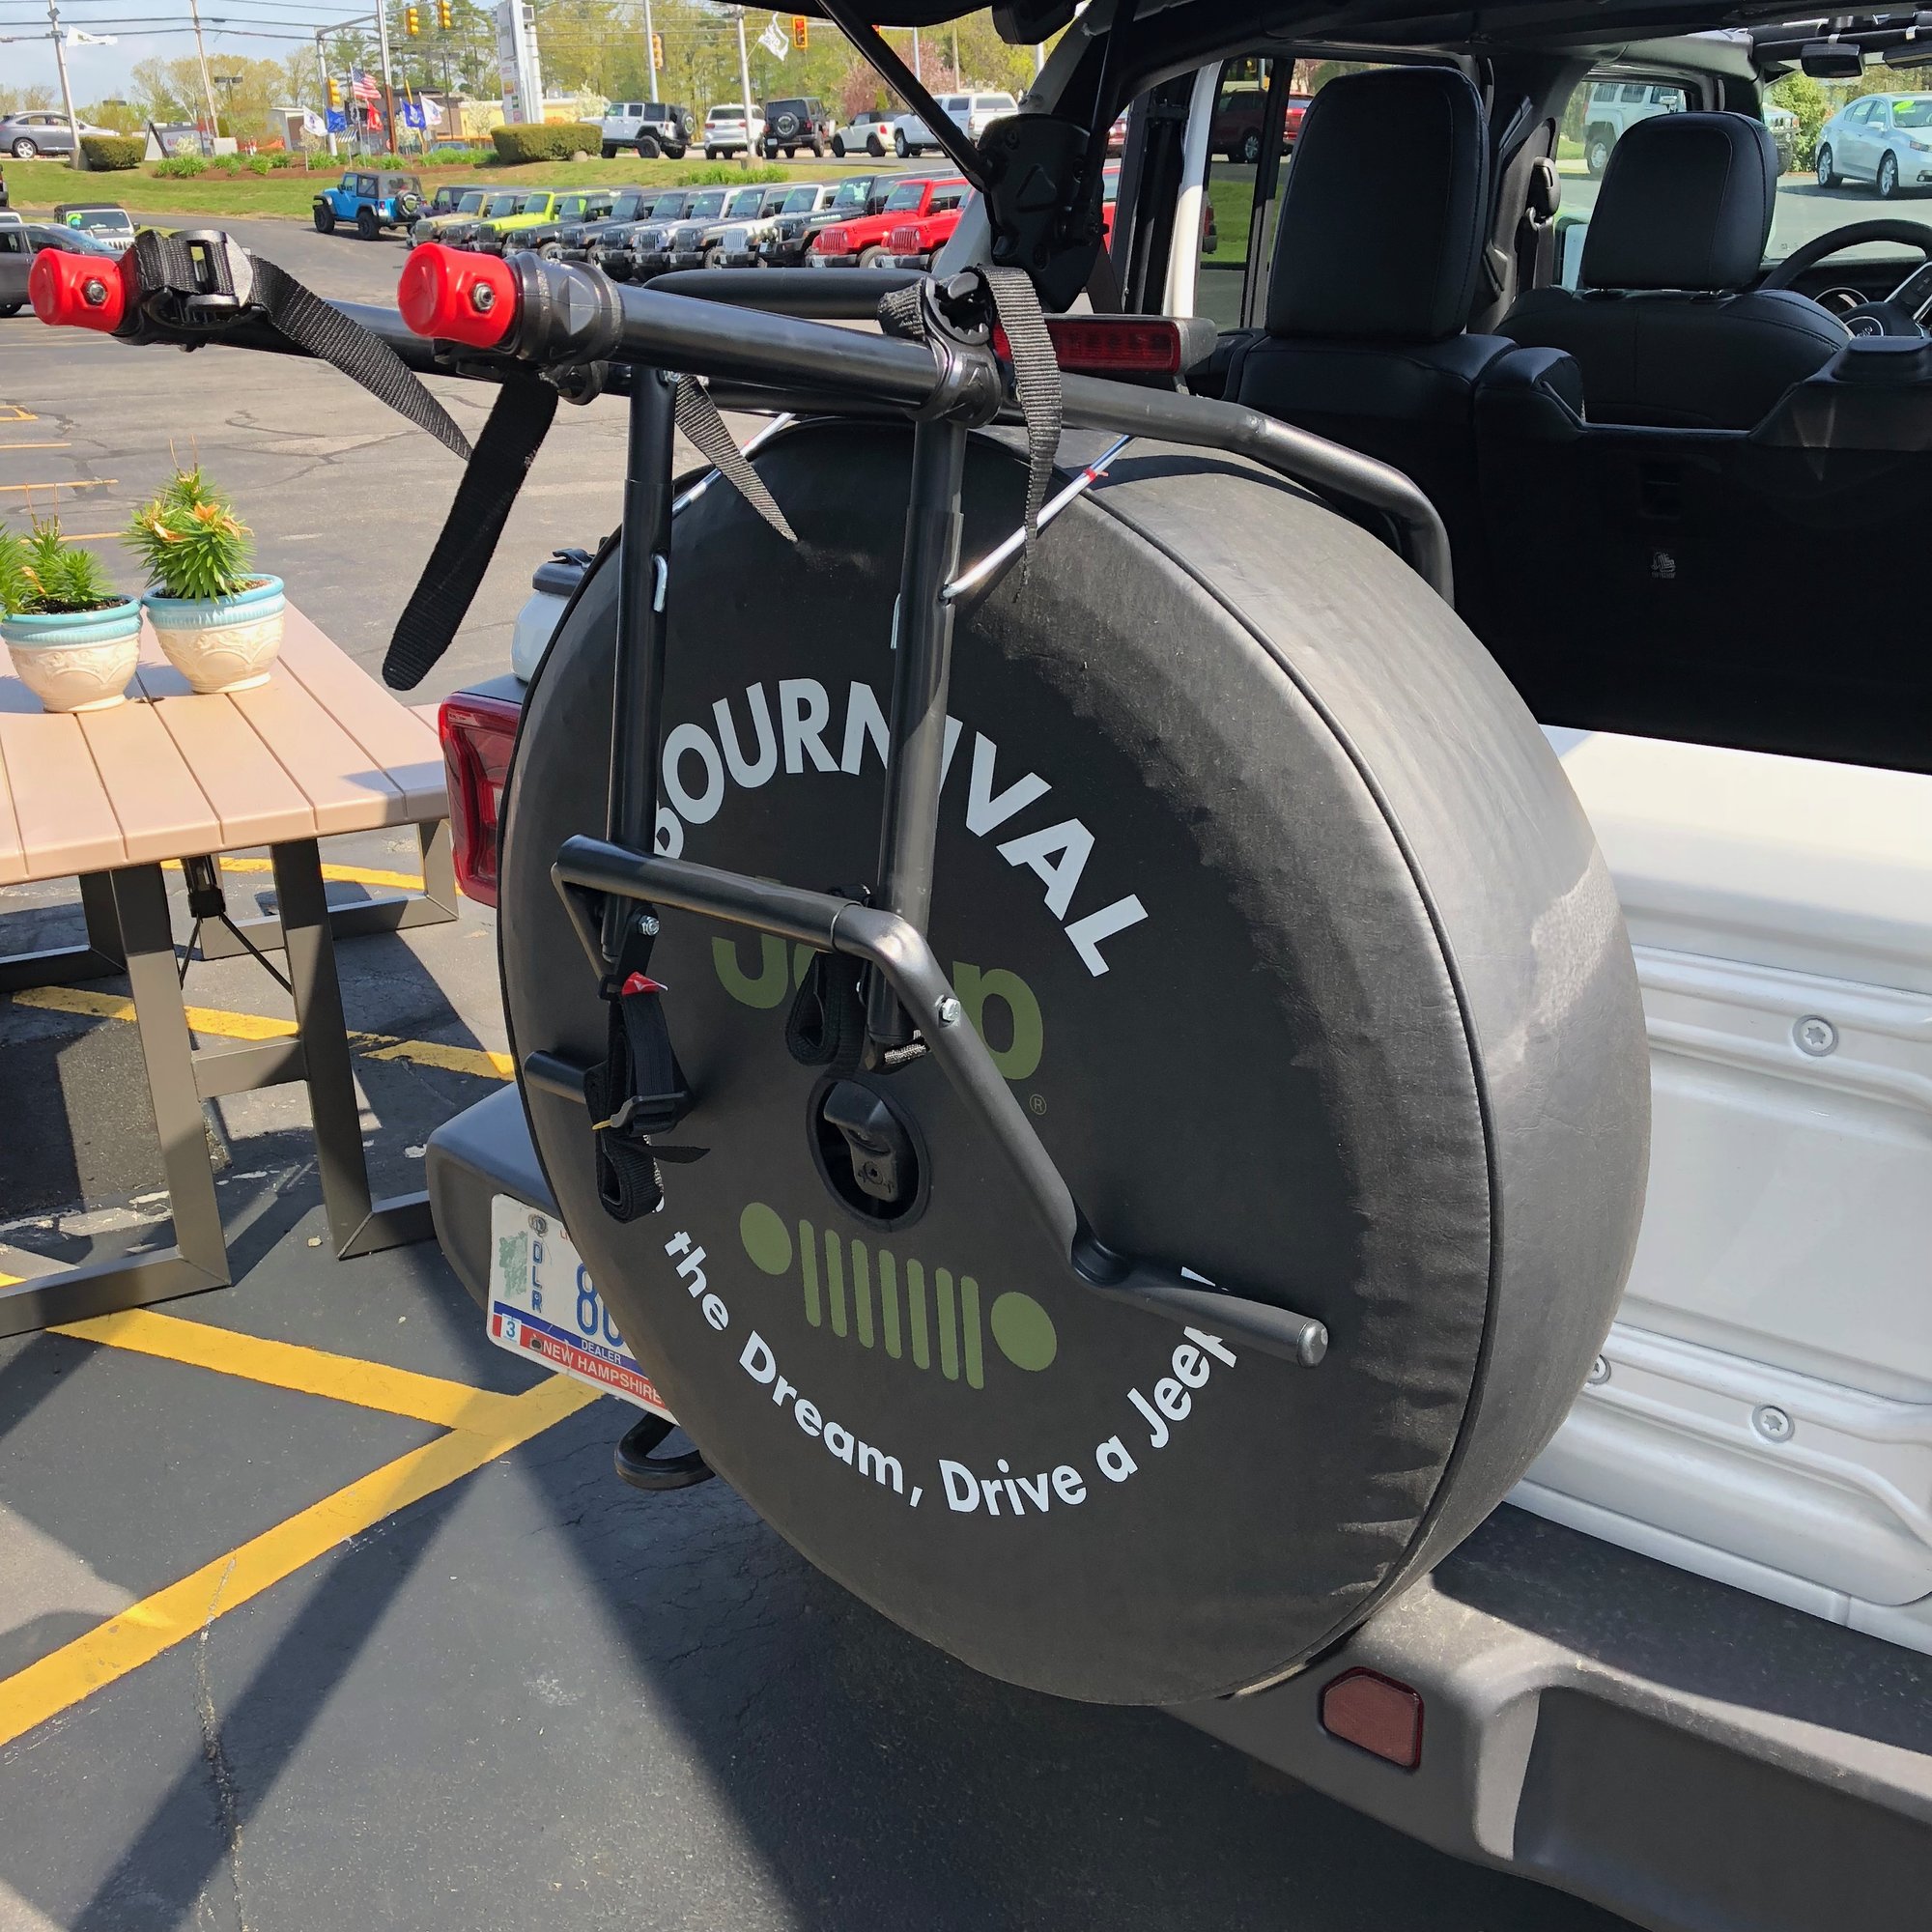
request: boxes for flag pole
[734,6,753,171]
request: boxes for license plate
[487,1196,671,1416]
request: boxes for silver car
[1816,91,1932,199]
[0,111,112,159]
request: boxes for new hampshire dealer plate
[488,1195,671,1415]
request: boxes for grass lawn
[1,152,879,222]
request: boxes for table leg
[194,818,458,962]
[270,838,433,1259]
[0,864,229,1338]
[0,869,130,994]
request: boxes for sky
[0,2,374,104]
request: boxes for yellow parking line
[161,855,428,892]
[52,1308,529,1433]
[0,408,36,421]
[0,440,71,450]
[12,985,514,1081]
[0,1373,597,1750]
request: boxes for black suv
[761,97,834,158]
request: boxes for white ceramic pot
[1,599,143,712]
[145,576,285,694]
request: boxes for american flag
[351,70,381,105]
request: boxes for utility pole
[951,23,959,87]
[734,6,753,170]
[186,0,222,153]
[911,25,921,85]
[375,0,397,155]
[46,0,85,171]
[642,0,656,99]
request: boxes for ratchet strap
[881,266,1061,549]
[383,375,558,688]
[675,376,797,542]
[586,923,702,1223]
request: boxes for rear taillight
[439,692,522,907]
[994,316,1184,378]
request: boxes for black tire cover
[500,423,1649,1705]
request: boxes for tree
[1767,71,1830,169]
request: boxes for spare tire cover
[500,423,1649,1705]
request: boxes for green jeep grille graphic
[738,1202,1058,1385]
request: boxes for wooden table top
[0,607,446,888]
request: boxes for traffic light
[327,76,342,108]
[437,0,452,26]
[404,4,419,34]
[791,14,807,48]
[650,30,664,71]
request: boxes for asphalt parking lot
[0,223,1636,1931]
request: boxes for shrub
[675,162,784,185]
[154,154,207,178]
[79,134,142,171]
[0,519,121,616]
[245,154,272,174]
[270,150,296,169]
[492,120,602,164]
[126,468,255,604]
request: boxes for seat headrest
[1581,113,1776,291]
[1266,66,1491,343]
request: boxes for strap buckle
[132,229,256,333]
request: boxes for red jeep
[810,176,966,267]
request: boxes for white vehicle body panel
[1515,728,1932,1653]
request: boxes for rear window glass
[70,209,131,231]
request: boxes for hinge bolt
[81,278,106,307]
[470,281,496,313]
[935,995,962,1027]
[1586,1355,1609,1386]
[1752,1404,1794,1443]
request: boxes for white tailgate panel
[1516,729,1932,1646]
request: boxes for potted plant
[0,517,142,712]
[126,467,284,694]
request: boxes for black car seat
[1498,111,1848,429]
[1226,64,1517,623]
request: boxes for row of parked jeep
[410,163,1124,279]
[408,172,985,274]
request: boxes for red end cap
[31,247,132,333]
[397,242,517,350]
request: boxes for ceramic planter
[145,575,285,694]
[1,598,143,712]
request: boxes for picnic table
[0,606,459,1337]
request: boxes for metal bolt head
[1586,1354,1610,1387]
[81,277,107,307]
[1753,1404,1794,1443]
[639,914,660,937]
[470,280,497,313]
[1794,1015,1836,1057]
[935,995,963,1027]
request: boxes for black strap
[980,266,1061,549]
[784,951,867,1074]
[383,376,559,689]
[585,965,699,1223]
[674,376,796,542]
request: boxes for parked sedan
[0,111,113,159]
[0,219,117,316]
[1815,91,1932,198]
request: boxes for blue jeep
[312,169,425,240]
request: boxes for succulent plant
[0,517,121,616]
[125,467,257,604]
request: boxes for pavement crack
[194,1557,251,1932]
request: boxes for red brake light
[1320,1668,1424,1770]
[439,692,522,906]
[991,316,1183,378]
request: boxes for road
[0,225,1640,1932]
